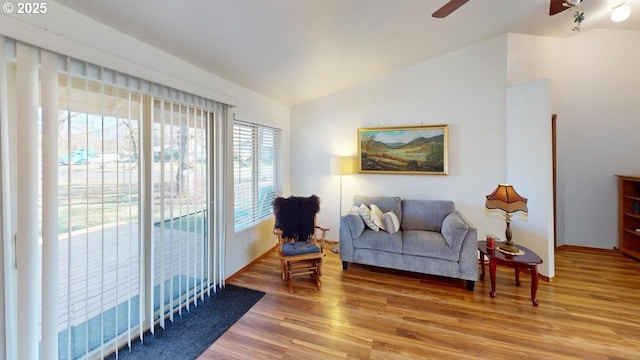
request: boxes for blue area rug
[57,275,205,359]
[105,284,265,360]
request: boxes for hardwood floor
[199,246,640,359]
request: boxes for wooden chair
[272,195,329,293]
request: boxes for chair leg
[287,272,294,293]
[281,259,323,293]
[281,260,287,280]
[314,270,321,290]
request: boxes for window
[233,121,282,232]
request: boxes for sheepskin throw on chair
[272,195,321,241]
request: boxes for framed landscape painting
[358,125,448,175]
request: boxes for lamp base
[498,241,523,255]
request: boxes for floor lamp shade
[330,156,354,253]
[330,156,355,175]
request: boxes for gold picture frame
[358,125,448,175]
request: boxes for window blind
[233,120,282,232]
[150,100,212,331]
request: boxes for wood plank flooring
[199,246,640,359]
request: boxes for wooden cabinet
[617,175,640,260]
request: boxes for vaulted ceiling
[57,0,640,105]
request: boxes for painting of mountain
[358,125,448,175]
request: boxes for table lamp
[485,184,528,255]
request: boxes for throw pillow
[382,211,400,234]
[369,204,386,231]
[346,204,360,216]
[358,203,379,231]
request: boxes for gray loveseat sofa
[339,195,478,290]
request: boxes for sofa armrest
[441,212,469,251]
[455,211,479,282]
[339,215,359,261]
[344,213,365,238]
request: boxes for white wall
[506,33,568,248]
[506,79,555,277]
[291,35,510,244]
[560,29,640,249]
[0,3,290,278]
[508,30,640,250]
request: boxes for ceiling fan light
[611,4,631,22]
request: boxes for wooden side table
[478,240,543,306]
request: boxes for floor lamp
[330,156,355,253]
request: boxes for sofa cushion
[402,230,459,262]
[382,211,400,234]
[352,229,403,253]
[354,195,402,225]
[401,200,455,232]
[441,212,469,252]
[358,204,380,231]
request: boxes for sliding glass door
[51,79,218,359]
[0,37,227,359]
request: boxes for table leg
[515,265,521,286]
[479,251,486,280]
[489,258,497,298]
[531,265,539,306]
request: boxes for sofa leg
[342,261,348,270]
[466,280,475,291]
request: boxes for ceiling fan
[431,0,583,18]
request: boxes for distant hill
[405,135,443,148]
[367,135,443,152]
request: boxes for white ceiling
[56,0,640,106]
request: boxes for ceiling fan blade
[432,0,470,18]
[549,0,584,16]
[549,0,568,15]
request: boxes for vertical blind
[233,120,282,232]
[0,35,12,360]
[0,36,229,360]
[150,100,212,332]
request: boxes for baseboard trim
[226,245,277,282]
[540,274,553,283]
[556,244,617,254]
